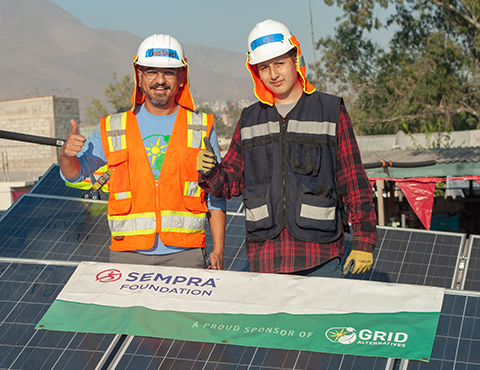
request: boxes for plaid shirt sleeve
[336,105,378,252]
[198,121,245,200]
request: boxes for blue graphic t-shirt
[138,106,175,180]
[61,104,225,255]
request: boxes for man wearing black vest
[197,20,377,277]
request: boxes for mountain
[0,0,254,121]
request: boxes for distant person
[60,34,226,269]
[196,20,377,276]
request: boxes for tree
[310,0,480,135]
[84,73,134,125]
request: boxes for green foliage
[104,73,134,112]
[309,0,480,135]
[403,122,456,149]
[83,96,108,126]
[84,73,134,125]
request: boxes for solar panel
[226,196,244,213]
[0,194,110,263]
[29,164,84,198]
[206,213,249,272]
[3,165,478,370]
[114,336,394,370]
[344,226,465,289]
[462,236,480,291]
[0,260,116,370]
[399,290,480,369]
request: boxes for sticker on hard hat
[250,33,284,51]
[145,48,179,60]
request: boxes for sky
[49,0,393,70]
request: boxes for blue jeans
[290,258,343,278]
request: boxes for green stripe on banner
[37,300,439,362]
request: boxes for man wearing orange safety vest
[59,34,226,269]
[197,20,377,277]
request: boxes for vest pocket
[243,189,274,232]
[245,145,272,184]
[107,149,132,215]
[293,143,321,176]
[295,184,337,231]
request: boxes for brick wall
[0,96,79,174]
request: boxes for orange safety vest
[99,107,214,252]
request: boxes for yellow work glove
[343,250,373,275]
[196,137,217,176]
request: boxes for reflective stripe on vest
[105,113,127,152]
[184,181,201,197]
[105,113,127,201]
[108,212,156,236]
[65,165,110,192]
[65,179,92,190]
[287,120,336,137]
[245,204,269,222]
[161,210,206,234]
[114,191,132,200]
[241,121,280,140]
[300,204,336,220]
[185,110,207,198]
[187,111,208,149]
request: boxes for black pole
[0,129,65,147]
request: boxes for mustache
[150,82,168,89]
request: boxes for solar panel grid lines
[29,164,84,199]
[462,236,480,292]
[225,196,244,213]
[344,226,465,289]
[2,171,479,370]
[205,212,249,272]
[0,261,116,370]
[400,290,480,370]
[0,194,110,263]
[115,338,393,370]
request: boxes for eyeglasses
[141,69,177,80]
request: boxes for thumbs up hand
[61,119,86,157]
[197,137,217,176]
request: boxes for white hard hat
[135,34,185,68]
[247,19,295,65]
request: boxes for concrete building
[0,95,79,210]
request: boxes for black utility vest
[241,92,343,243]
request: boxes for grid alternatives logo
[325,327,357,345]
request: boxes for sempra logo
[96,269,122,283]
[326,327,357,344]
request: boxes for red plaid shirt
[199,103,378,273]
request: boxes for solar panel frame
[399,289,480,370]
[3,169,477,370]
[113,337,395,370]
[0,260,117,370]
[344,226,466,289]
[461,235,480,292]
[0,194,111,263]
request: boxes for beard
[143,83,174,108]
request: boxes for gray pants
[109,248,206,268]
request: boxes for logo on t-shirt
[144,134,170,179]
